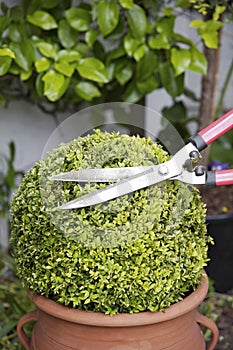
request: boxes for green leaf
[20,69,32,80]
[55,49,81,63]
[8,22,26,43]
[133,44,146,62]
[213,5,226,21]
[10,40,34,71]
[106,46,125,65]
[123,81,143,103]
[9,5,24,21]
[42,70,69,101]
[172,33,193,46]
[149,34,170,49]
[74,42,90,56]
[136,50,158,80]
[58,19,77,49]
[127,4,147,39]
[156,16,175,36]
[0,15,10,36]
[0,320,18,338]
[65,8,91,32]
[114,58,133,85]
[119,0,133,9]
[189,19,204,29]
[85,29,98,48]
[37,42,56,58]
[175,0,190,8]
[189,46,207,75]
[0,56,12,76]
[35,57,51,73]
[0,92,4,105]
[159,61,184,97]
[202,31,219,49]
[35,73,44,97]
[171,48,191,76]
[27,10,57,30]
[74,81,101,101]
[0,47,15,59]
[189,19,222,49]
[40,0,61,9]
[136,75,158,94]
[162,7,173,16]
[54,61,75,77]
[123,33,141,57]
[77,58,109,83]
[97,0,119,37]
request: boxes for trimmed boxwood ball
[10,130,211,315]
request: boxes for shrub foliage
[10,131,211,315]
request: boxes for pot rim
[29,271,208,327]
[206,213,233,223]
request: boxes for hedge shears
[50,109,233,209]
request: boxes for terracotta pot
[17,273,218,350]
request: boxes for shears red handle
[190,109,233,187]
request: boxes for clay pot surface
[17,272,218,350]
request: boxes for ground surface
[200,186,233,216]
[211,290,233,349]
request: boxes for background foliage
[0,0,210,113]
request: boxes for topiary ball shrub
[10,130,211,315]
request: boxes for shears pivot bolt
[158,165,169,176]
[195,166,205,176]
[189,150,200,160]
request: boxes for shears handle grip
[207,169,233,186]
[190,109,233,151]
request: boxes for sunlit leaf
[127,4,147,39]
[54,61,75,77]
[119,0,133,9]
[156,16,175,36]
[75,81,101,101]
[55,49,81,63]
[171,48,191,76]
[35,57,51,73]
[0,47,15,59]
[0,56,12,76]
[27,11,57,30]
[189,46,207,75]
[42,70,69,101]
[65,8,91,32]
[37,42,56,58]
[97,0,119,37]
[85,29,98,48]
[77,58,109,83]
[123,33,141,57]
[149,34,170,49]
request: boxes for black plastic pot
[206,213,233,292]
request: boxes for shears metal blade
[50,109,233,209]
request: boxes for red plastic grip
[216,169,233,186]
[198,109,233,145]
